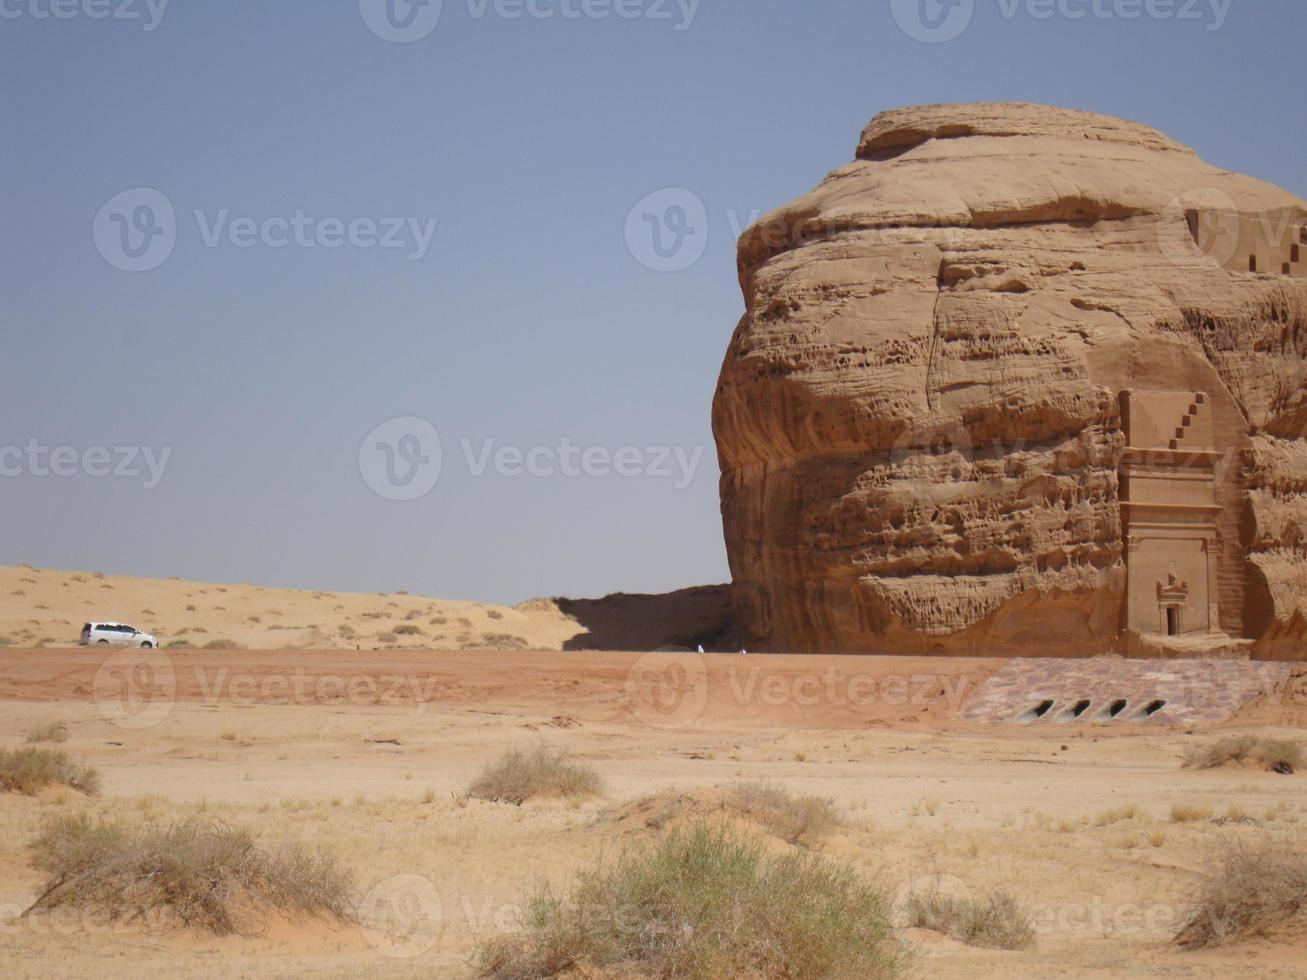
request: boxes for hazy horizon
[4,1,1305,605]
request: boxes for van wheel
[140,642,154,649]
[97,639,110,644]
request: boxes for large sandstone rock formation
[712,103,1307,658]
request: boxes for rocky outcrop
[712,102,1307,656]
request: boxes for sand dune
[0,565,731,654]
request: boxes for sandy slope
[0,564,731,653]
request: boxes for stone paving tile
[963,658,1292,726]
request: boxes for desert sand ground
[2,567,1306,976]
[1,640,1305,978]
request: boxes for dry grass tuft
[1094,803,1139,827]
[724,782,842,845]
[0,748,99,796]
[1174,840,1307,949]
[1171,803,1214,824]
[477,823,905,979]
[902,887,1035,951]
[25,722,69,744]
[26,814,356,935]
[1183,737,1301,774]
[202,638,239,650]
[467,747,604,806]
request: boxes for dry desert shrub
[1174,840,1307,949]
[202,638,238,650]
[393,624,423,636]
[467,747,604,806]
[0,635,11,647]
[25,722,69,744]
[0,747,99,796]
[26,814,356,935]
[477,823,905,979]
[1171,803,1214,824]
[724,782,843,845]
[477,633,529,650]
[902,887,1035,951]
[1183,736,1301,774]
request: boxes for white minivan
[80,622,158,649]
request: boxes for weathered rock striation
[712,102,1307,658]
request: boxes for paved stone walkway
[962,658,1292,726]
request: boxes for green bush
[478,823,905,979]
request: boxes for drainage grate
[1009,696,1170,724]
[1016,699,1056,724]
[1128,699,1167,721]
[965,659,1292,727]
[1054,699,1092,723]
[1093,699,1129,721]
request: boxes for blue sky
[2,0,1304,603]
